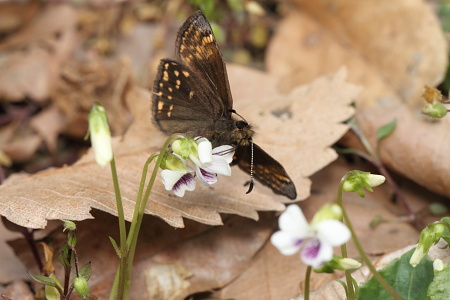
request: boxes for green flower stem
[109,157,128,300]
[341,208,402,300]
[304,266,311,300]
[63,246,73,296]
[336,174,355,300]
[126,154,158,249]
[348,118,376,158]
[337,174,403,300]
[340,243,355,299]
[109,153,157,300]
[124,134,183,299]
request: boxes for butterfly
[152,11,297,200]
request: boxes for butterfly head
[231,120,254,147]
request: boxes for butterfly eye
[235,120,248,129]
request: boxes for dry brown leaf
[0,65,358,229]
[1,280,34,300]
[268,0,446,107]
[0,1,40,35]
[1,131,42,163]
[0,221,28,283]
[8,158,443,298]
[52,55,133,139]
[266,1,450,199]
[29,106,66,154]
[358,106,450,198]
[8,211,274,299]
[145,263,192,300]
[0,5,79,102]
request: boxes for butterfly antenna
[230,109,249,124]
[246,140,254,194]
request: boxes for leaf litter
[0,65,358,229]
[1,1,449,298]
[266,0,450,201]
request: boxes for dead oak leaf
[0,66,359,229]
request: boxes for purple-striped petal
[172,173,196,197]
[196,168,217,186]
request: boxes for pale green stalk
[337,174,403,300]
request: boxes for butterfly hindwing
[175,11,233,115]
[234,144,297,200]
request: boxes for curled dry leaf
[0,65,359,229]
[52,55,134,139]
[29,106,66,154]
[266,1,450,199]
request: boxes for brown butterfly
[152,11,296,199]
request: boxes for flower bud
[311,204,343,225]
[410,222,445,267]
[74,277,90,299]
[365,174,386,188]
[433,259,446,273]
[423,103,447,118]
[314,255,361,273]
[342,171,385,197]
[88,103,113,167]
[63,220,76,232]
[336,257,362,270]
[160,153,188,172]
[172,138,197,159]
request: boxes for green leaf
[109,236,121,257]
[58,244,71,268]
[45,274,62,300]
[79,262,92,281]
[28,272,58,287]
[427,265,450,299]
[440,217,450,244]
[358,248,433,300]
[376,119,397,141]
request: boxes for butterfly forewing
[152,59,223,137]
[234,144,297,200]
[175,11,233,115]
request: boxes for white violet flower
[161,169,196,197]
[159,137,235,197]
[192,138,234,186]
[271,204,351,269]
